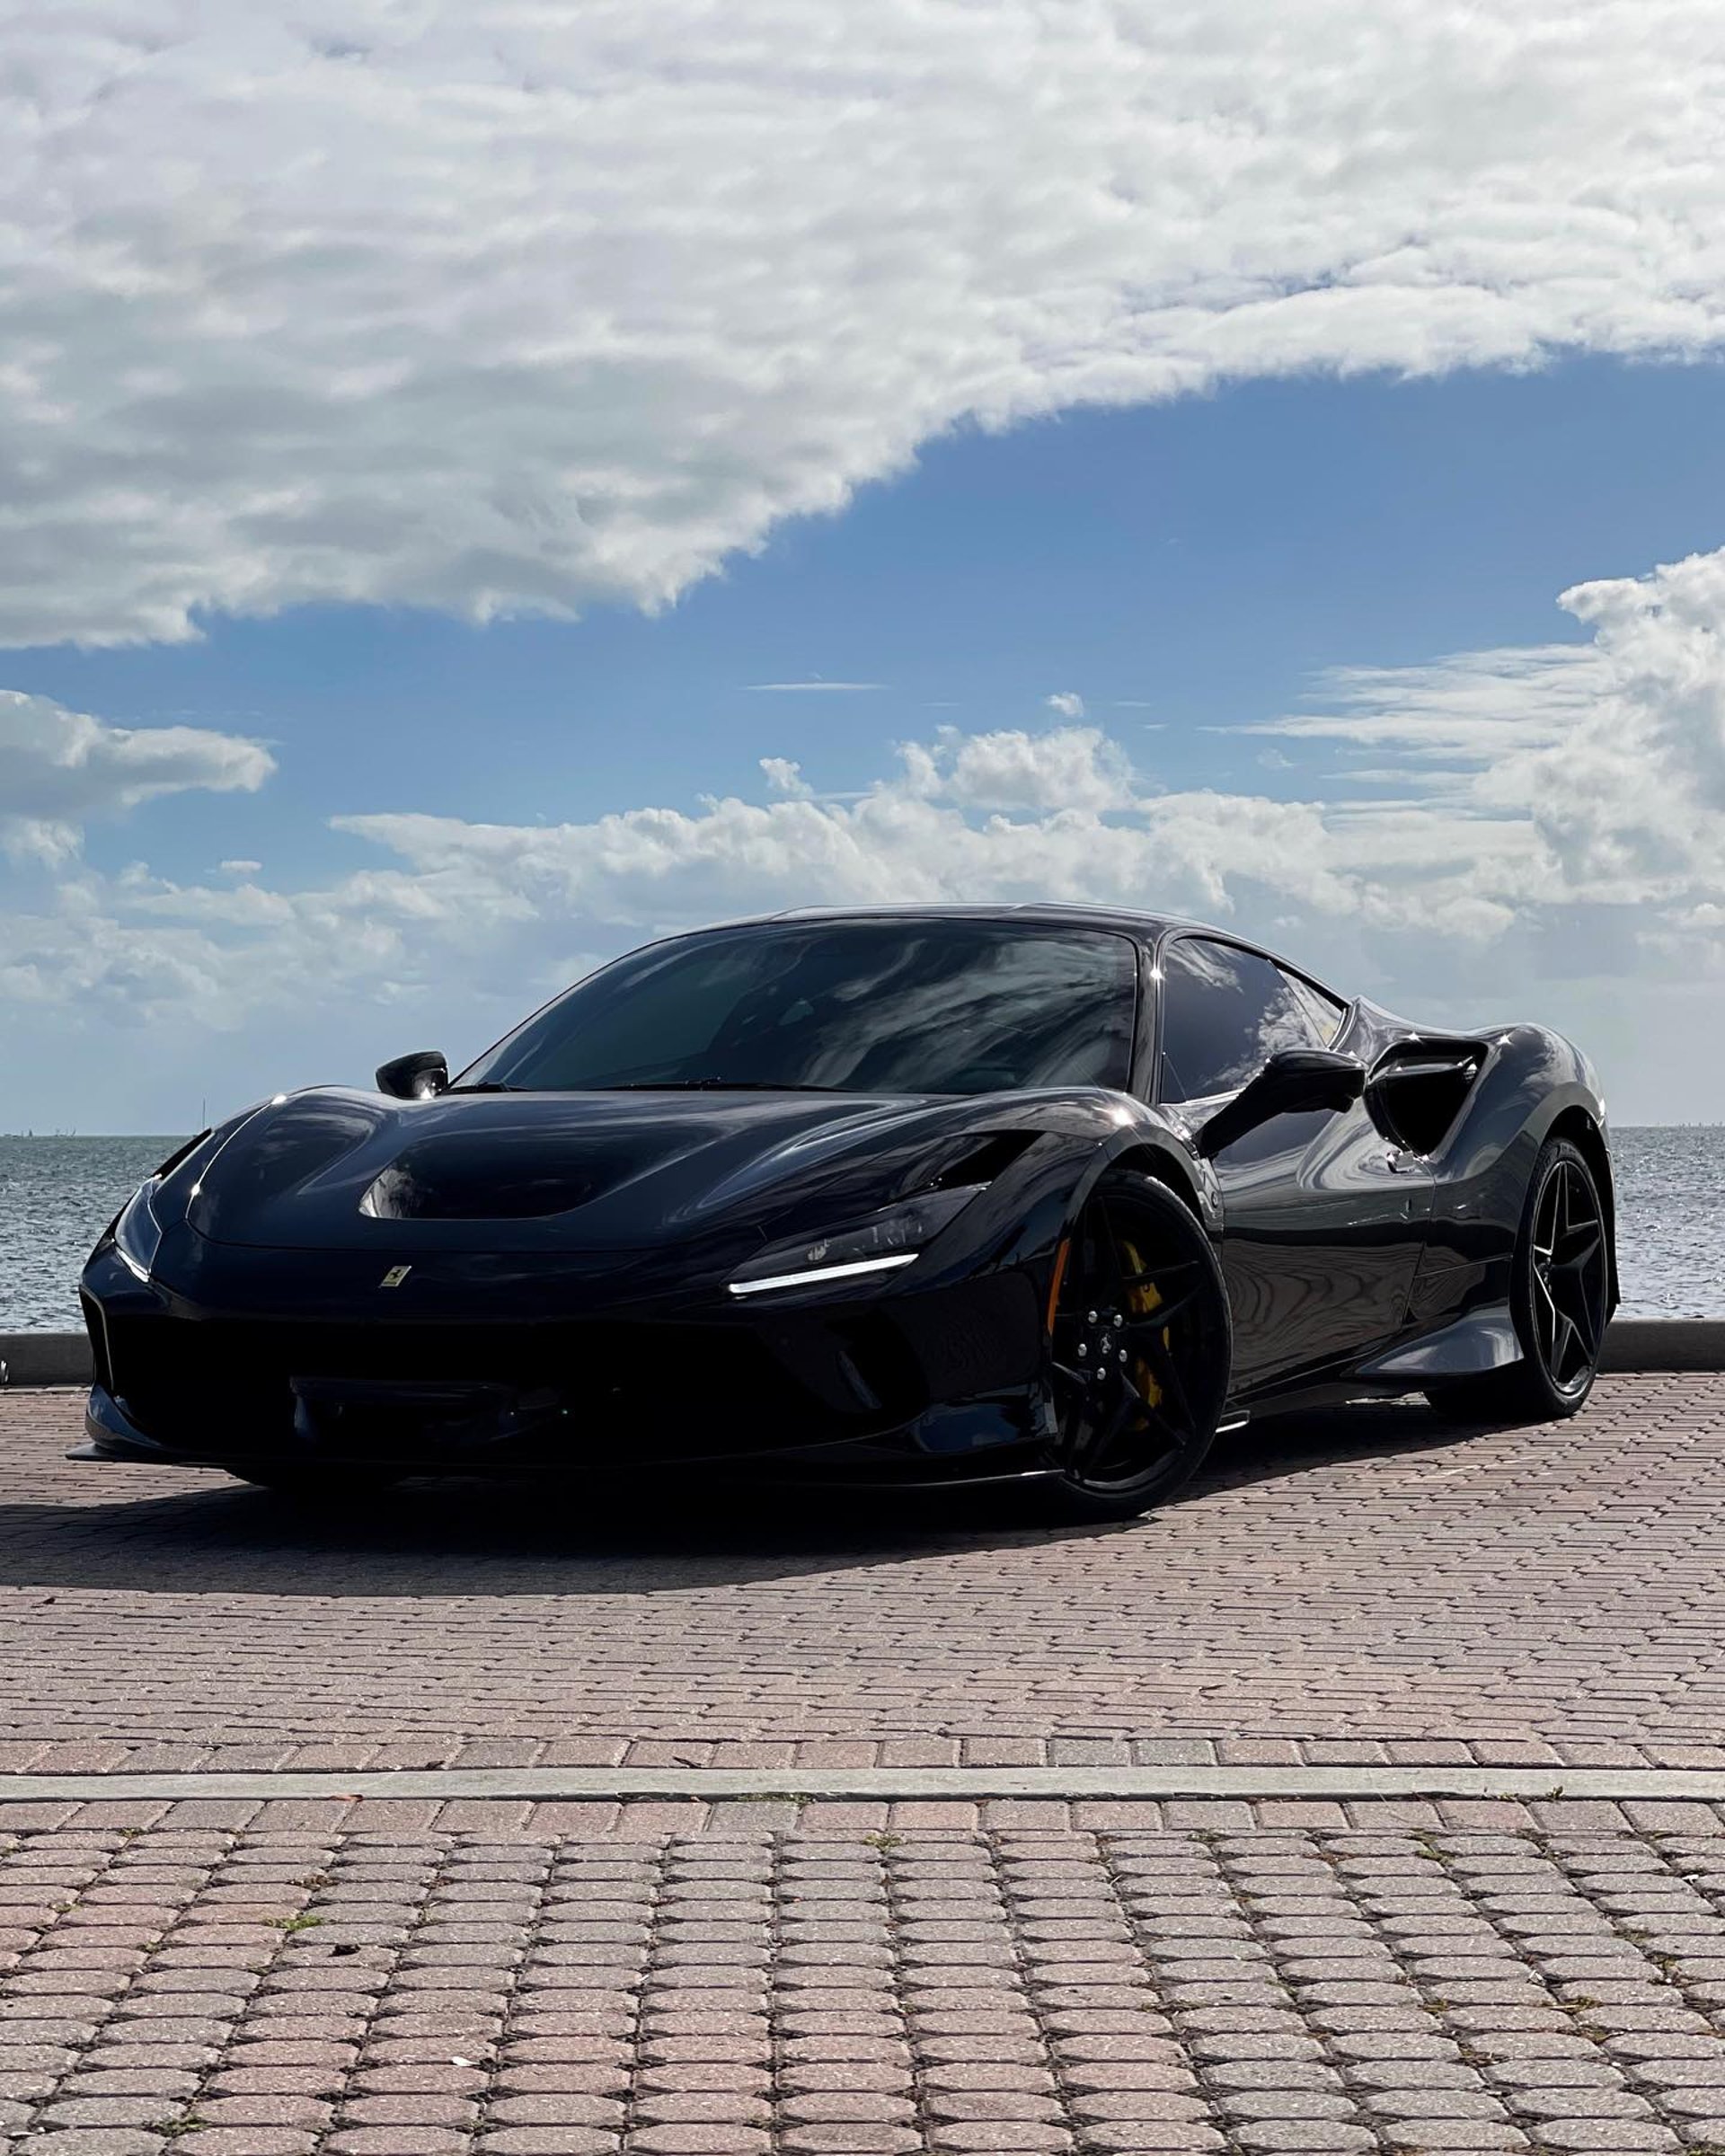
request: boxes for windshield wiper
[445,1082,520,1093]
[597,1079,852,1092]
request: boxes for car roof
[734,903,1351,1003]
[750,901,1208,941]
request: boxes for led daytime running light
[726,1181,986,1299]
[728,1251,917,1298]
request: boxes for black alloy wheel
[1046,1171,1232,1521]
[1527,1145,1611,1400]
[1426,1135,1610,1425]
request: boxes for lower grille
[102,1310,845,1463]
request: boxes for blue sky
[19,355,1725,866]
[4,5,1725,1128]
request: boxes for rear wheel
[1425,1135,1609,1425]
[225,1463,403,1501]
[1044,1171,1232,1522]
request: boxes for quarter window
[1157,939,1335,1102]
[1280,969,1349,1047]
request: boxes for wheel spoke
[1118,1258,1200,1294]
[1094,1383,1146,1471]
[1070,1371,1137,1472]
[1120,1286,1199,1337]
[1550,1259,1603,1362]
[1549,1307,1580,1383]
[1532,1266,1560,1368]
[1137,1330,1196,1439]
[1554,1224,1603,1269]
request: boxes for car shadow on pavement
[0,1399,1493,1597]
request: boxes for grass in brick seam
[1415,1827,1725,2152]
[1,1825,346,2144]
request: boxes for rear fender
[1411,1024,1614,1325]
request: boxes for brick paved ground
[2,1376,1722,1770]
[7,1374,1725,2150]
[12,1815,1725,2154]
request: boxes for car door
[1154,935,1433,1392]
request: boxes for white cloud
[1045,693,1086,720]
[1250,545,1725,917]
[5,3,1725,647]
[746,682,884,694]
[0,689,273,861]
[7,539,1725,1120]
[0,711,1363,1047]
[758,756,810,798]
[898,726,1137,813]
[217,858,262,874]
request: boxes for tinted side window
[1157,940,1326,1102]
[1280,969,1349,1046]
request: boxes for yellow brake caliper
[1119,1238,1164,1407]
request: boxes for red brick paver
[6,1818,1725,2152]
[2,1378,1722,1767]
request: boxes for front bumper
[76,1246,1052,1483]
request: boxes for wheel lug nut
[1076,1343,1087,1358]
[1086,1309,1097,1323]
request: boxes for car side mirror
[1194,1047,1365,1160]
[376,1049,449,1100]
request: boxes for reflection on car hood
[187,1084,974,1252]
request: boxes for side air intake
[1367,1040,1490,1156]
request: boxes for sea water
[2,1125,1721,1330]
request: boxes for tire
[1425,1135,1610,1427]
[225,1463,403,1500]
[1041,1170,1233,1523]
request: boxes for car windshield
[456,921,1139,1096]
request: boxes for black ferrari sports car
[75,906,1616,1519]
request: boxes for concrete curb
[4,1763,1725,1804]
[5,1318,1725,1390]
[1598,1318,1725,1371]
[0,1333,88,1387]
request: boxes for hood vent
[932,1130,1039,1188]
[360,1138,615,1221]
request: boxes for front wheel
[1425,1135,1610,1426]
[1043,1171,1233,1523]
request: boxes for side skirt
[1352,1300,1522,1383]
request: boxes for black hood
[186,1084,1000,1255]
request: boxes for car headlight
[728,1184,986,1299]
[104,1127,215,1283]
[111,1181,164,1283]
